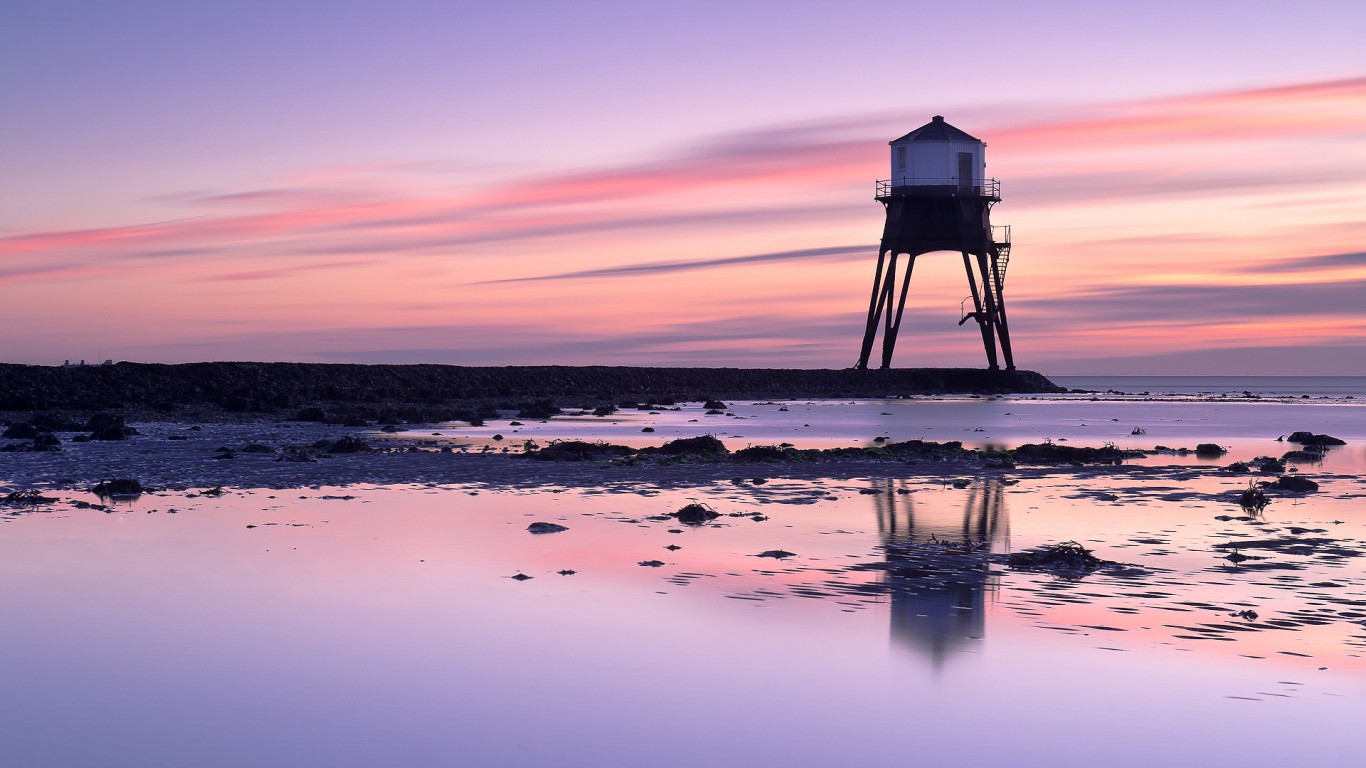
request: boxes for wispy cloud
[3,74,1365,369]
[481,244,873,283]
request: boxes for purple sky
[3,1,1365,373]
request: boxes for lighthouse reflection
[870,478,1008,665]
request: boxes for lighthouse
[855,116,1015,370]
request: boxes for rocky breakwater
[0,362,1063,423]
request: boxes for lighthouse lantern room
[857,116,1015,370]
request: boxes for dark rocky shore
[0,362,1061,422]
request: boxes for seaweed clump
[1006,541,1110,575]
[650,435,728,456]
[526,440,635,461]
[1011,443,1138,465]
[672,503,720,525]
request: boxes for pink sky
[3,2,1364,374]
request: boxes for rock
[2,423,38,439]
[592,405,617,417]
[516,399,560,419]
[88,413,137,440]
[1254,457,1286,473]
[510,573,533,581]
[527,522,569,534]
[756,550,796,559]
[90,478,143,497]
[557,570,577,575]
[703,400,728,410]
[641,427,655,432]
[638,560,666,567]
[1287,431,1346,446]
[1224,461,1250,473]
[326,436,371,453]
[1194,443,1226,457]
[1270,475,1319,492]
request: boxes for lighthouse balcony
[876,178,1000,201]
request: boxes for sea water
[2,378,1364,767]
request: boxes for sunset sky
[4,1,1364,373]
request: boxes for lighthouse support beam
[961,251,1000,370]
[856,249,890,369]
[881,254,917,369]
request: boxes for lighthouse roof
[890,115,981,144]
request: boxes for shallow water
[3,468,1364,766]
[3,385,1364,766]
[448,394,1366,473]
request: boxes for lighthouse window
[896,146,906,171]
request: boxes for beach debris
[1286,431,1346,446]
[1222,550,1251,564]
[672,502,720,525]
[1006,541,1109,574]
[1130,427,1147,435]
[90,479,143,498]
[527,522,569,534]
[510,573,534,581]
[734,445,794,461]
[664,544,682,551]
[638,560,666,567]
[756,549,796,559]
[951,478,972,488]
[1269,475,1320,493]
[1230,609,1260,621]
[1224,461,1250,473]
[1238,481,1269,510]
[557,569,577,575]
[1194,443,1227,457]
[3,490,59,505]
[526,440,634,461]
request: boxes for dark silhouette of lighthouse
[855,116,1015,370]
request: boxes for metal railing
[875,178,1000,199]
[992,225,1011,246]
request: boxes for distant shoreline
[0,362,1062,421]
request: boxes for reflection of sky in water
[3,463,1365,766]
